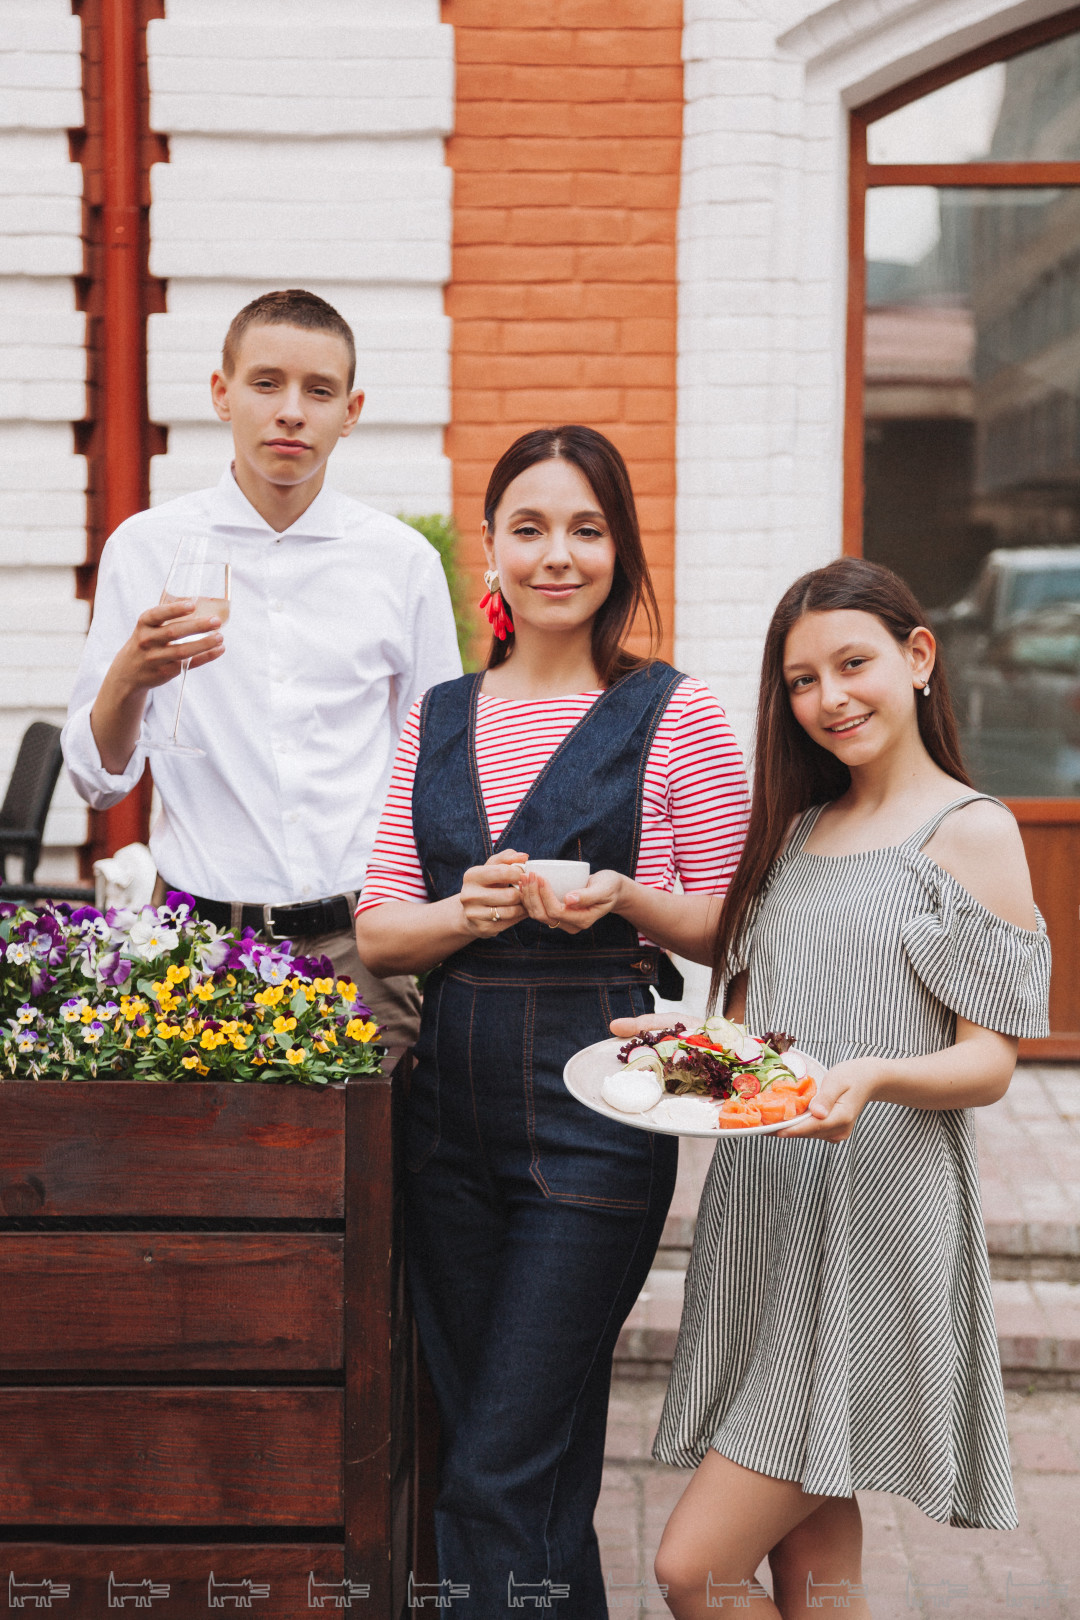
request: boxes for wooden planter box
[0,1053,415,1617]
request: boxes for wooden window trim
[844,21,1080,1057]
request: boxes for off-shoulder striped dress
[652,794,1052,1529]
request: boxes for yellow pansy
[241,1021,253,1034]
[180,1054,200,1070]
[199,1029,222,1050]
[273,1015,297,1034]
[226,973,236,987]
[314,1039,328,1053]
[286,1048,305,1065]
[181,1020,196,1040]
[194,983,215,1002]
[166,964,190,984]
[251,1052,267,1066]
[303,985,316,1003]
[156,1022,180,1040]
[136,1025,152,1039]
[253,986,284,1008]
[337,980,355,1000]
[345,1018,377,1043]
[313,977,334,994]
[196,1061,209,1075]
[231,1035,247,1051]
[80,1005,96,1024]
[321,1027,338,1047]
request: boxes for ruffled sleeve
[901,858,1052,1038]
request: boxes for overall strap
[902,792,1004,852]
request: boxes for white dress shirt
[63,467,462,905]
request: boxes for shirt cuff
[61,703,147,810]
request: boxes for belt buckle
[263,903,286,942]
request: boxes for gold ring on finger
[491,907,500,922]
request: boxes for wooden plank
[1010,798,1080,825]
[343,1051,412,1613]
[0,1389,342,1524]
[0,1082,344,1218]
[1015,819,1080,1047]
[867,162,1080,186]
[0,1546,358,1618]
[0,1234,343,1371]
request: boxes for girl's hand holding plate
[775,1056,881,1142]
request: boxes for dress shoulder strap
[782,803,828,859]
[902,792,1006,852]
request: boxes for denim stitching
[539,1130,665,1575]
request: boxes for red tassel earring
[479,569,514,641]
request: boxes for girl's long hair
[483,425,661,686]
[710,557,972,1008]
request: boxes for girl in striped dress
[615,559,1051,1619]
[356,426,749,1613]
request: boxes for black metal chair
[0,721,65,885]
[0,722,100,906]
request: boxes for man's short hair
[222,289,357,390]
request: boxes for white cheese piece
[601,1070,664,1114]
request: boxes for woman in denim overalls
[357,427,748,1614]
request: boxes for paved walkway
[598,1382,1080,1617]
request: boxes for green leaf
[289,988,308,1018]
[273,1030,293,1050]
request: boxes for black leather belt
[176,888,357,941]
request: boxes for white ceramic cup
[524,859,591,899]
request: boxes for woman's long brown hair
[483,425,661,686]
[710,557,973,1008]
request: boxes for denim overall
[407,665,684,1615]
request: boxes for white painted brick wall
[147,1,453,521]
[0,7,88,880]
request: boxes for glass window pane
[867,32,1080,163]
[864,187,1080,796]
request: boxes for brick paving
[598,1383,1080,1617]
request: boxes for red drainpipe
[73,0,166,866]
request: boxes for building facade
[2,0,1078,1044]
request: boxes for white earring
[484,568,500,594]
[921,679,931,698]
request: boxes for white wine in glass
[143,535,231,759]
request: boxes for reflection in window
[868,31,1080,162]
[863,44,1080,793]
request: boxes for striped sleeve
[636,677,750,895]
[355,699,428,911]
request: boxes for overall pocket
[524,981,658,1212]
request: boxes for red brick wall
[443,0,683,659]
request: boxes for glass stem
[170,660,192,744]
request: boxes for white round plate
[563,1037,827,1139]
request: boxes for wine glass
[142,534,231,759]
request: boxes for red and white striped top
[358,676,749,939]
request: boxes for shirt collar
[209,464,347,541]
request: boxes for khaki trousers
[303,928,421,1053]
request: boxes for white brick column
[147,0,454,518]
[0,2,89,880]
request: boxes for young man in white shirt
[63,288,462,1047]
